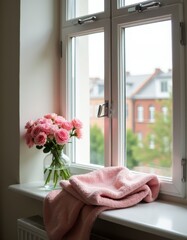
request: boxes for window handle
[97,101,109,118]
[78,16,96,25]
[128,1,161,13]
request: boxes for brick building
[90,68,172,145]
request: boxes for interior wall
[0,0,60,239]
[20,0,60,183]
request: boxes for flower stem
[44,150,71,188]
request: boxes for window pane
[67,0,104,20]
[124,20,173,178]
[118,0,141,8]
[71,32,104,166]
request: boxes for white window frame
[60,0,186,198]
[112,1,185,197]
[60,1,111,168]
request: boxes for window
[161,80,168,93]
[61,0,185,197]
[137,132,143,147]
[67,0,104,20]
[149,134,155,149]
[162,106,168,122]
[149,105,155,123]
[118,0,142,8]
[137,106,144,122]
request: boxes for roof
[90,69,172,99]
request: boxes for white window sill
[9,182,187,240]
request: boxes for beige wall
[20,0,60,183]
[0,0,60,239]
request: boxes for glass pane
[71,32,104,166]
[118,0,141,8]
[67,0,104,20]
[124,20,173,178]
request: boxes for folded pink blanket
[44,166,160,240]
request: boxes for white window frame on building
[60,0,186,198]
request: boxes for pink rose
[71,118,83,129]
[31,125,42,138]
[75,128,83,139]
[25,120,34,129]
[25,133,34,148]
[55,129,69,145]
[61,121,73,131]
[26,126,33,134]
[50,124,59,135]
[44,113,58,120]
[36,117,52,125]
[55,116,66,125]
[34,132,47,146]
[40,123,52,135]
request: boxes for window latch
[78,16,96,25]
[97,101,110,118]
[128,1,161,13]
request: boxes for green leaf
[43,146,51,153]
[36,145,43,149]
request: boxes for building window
[162,106,168,122]
[161,80,168,93]
[61,0,185,197]
[149,105,155,123]
[149,134,155,149]
[137,132,143,147]
[137,106,144,122]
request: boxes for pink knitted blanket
[43,166,160,240]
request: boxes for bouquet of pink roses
[24,113,83,188]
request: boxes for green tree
[133,99,172,168]
[90,125,104,165]
[126,129,139,169]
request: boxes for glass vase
[43,150,71,190]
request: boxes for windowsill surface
[9,182,187,240]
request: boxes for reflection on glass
[67,0,104,20]
[72,32,104,166]
[124,20,173,178]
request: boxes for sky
[88,20,172,77]
[76,1,172,77]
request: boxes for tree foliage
[133,99,172,168]
[90,98,172,170]
[126,129,139,169]
[90,124,104,165]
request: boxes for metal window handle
[78,16,97,25]
[128,1,161,13]
[137,1,161,12]
[97,101,109,118]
